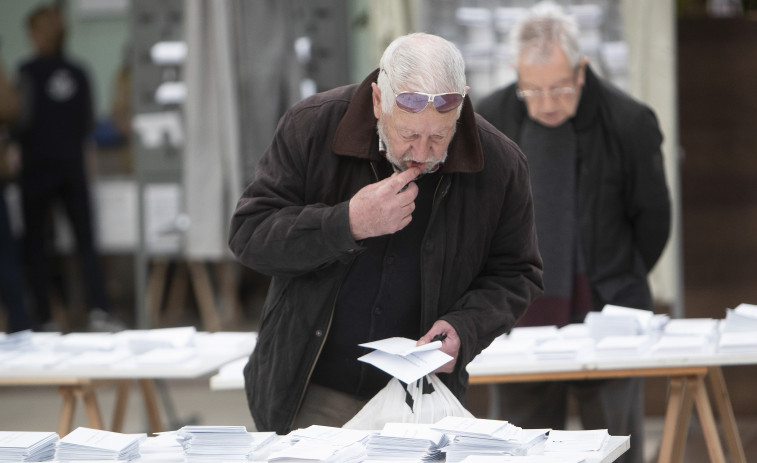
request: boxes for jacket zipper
[288,161,382,431]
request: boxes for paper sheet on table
[358,349,452,384]
[544,429,609,452]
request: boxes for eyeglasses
[516,86,576,100]
[382,70,466,113]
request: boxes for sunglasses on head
[394,91,466,113]
[383,70,466,113]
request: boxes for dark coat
[228,69,543,434]
[16,53,93,171]
[477,66,671,313]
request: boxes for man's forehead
[517,52,574,86]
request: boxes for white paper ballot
[544,429,609,452]
[359,337,442,356]
[358,349,452,384]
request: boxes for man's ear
[371,82,382,119]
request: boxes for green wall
[0,0,129,117]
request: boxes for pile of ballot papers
[431,417,548,462]
[543,429,610,453]
[720,303,757,338]
[650,318,720,356]
[0,330,33,351]
[0,431,58,462]
[176,425,275,462]
[365,422,447,461]
[55,427,141,461]
[267,425,371,463]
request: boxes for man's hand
[348,167,420,241]
[417,319,460,374]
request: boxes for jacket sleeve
[228,108,362,277]
[622,106,672,271]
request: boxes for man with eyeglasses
[229,32,543,434]
[477,3,670,463]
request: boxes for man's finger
[394,167,421,193]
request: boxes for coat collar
[332,69,484,173]
[572,65,601,132]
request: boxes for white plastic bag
[342,374,474,430]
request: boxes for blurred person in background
[0,45,32,333]
[13,4,123,332]
[477,2,671,462]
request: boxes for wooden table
[0,331,255,436]
[466,347,754,463]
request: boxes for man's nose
[411,140,433,162]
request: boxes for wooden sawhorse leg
[693,375,726,463]
[658,374,698,463]
[58,379,164,436]
[707,366,747,463]
[57,383,104,436]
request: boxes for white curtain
[622,0,683,316]
[183,0,242,260]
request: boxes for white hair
[377,32,467,115]
[509,1,582,67]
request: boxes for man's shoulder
[474,112,527,166]
[596,77,657,126]
[476,84,518,119]
[592,76,663,151]
[290,83,359,114]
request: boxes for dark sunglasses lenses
[433,93,464,112]
[396,92,463,113]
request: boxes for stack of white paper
[543,429,609,453]
[432,417,547,462]
[650,335,712,356]
[718,331,757,354]
[268,426,370,463]
[65,349,133,367]
[56,427,141,461]
[0,431,59,462]
[663,318,719,340]
[533,338,594,361]
[138,431,184,462]
[558,323,590,339]
[585,309,646,340]
[458,456,583,463]
[594,335,651,358]
[119,327,197,354]
[0,330,34,351]
[176,425,275,462]
[2,351,72,369]
[57,333,119,352]
[507,326,559,344]
[134,347,198,366]
[469,337,536,366]
[282,425,372,449]
[365,422,447,461]
[267,440,366,463]
[721,303,757,333]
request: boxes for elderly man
[477,3,671,463]
[229,32,543,434]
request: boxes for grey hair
[509,1,581,68]
[377,32,467,115]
